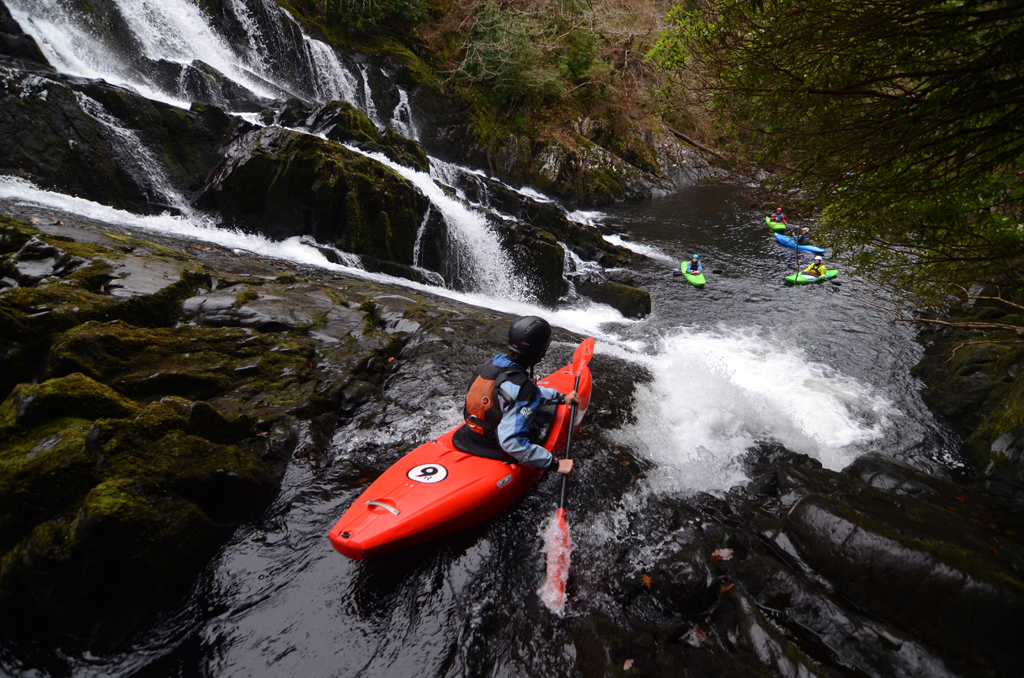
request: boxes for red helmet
[776,207,783,212]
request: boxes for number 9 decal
[407,464,448,483]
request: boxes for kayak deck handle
[365,500,400,516]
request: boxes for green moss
[0,418,96,551]
[100,231,191,260]
[274,273,297,285]
[233,286,259,308]
[0,373,140,434]
[359,298,381,332]
[70,477,218,583]
[326,288,348,306]
[0,216,34,255]
[38,234,120,261]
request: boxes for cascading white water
[356,63,382,127]
[387,72,418,140]
[4,0,361,110]
[602,234,676,263]
[611,327,897,495]
[345,145,526,300]
[302,37,360,104]
[73,92,198,217]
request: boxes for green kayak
[765,216,786,233]
[681,262,706,287]
[785,269,838,285]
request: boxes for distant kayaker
[453,316,579,476]
[796,227,812,245]
[769,207,787,224]
[685,254,703,275]
[804,256,827,278]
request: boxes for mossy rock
[0,476,218,643]
[308,100,429,173]
[0,264,210,399]
[0,417,96,552]
[46,320,317,405]
[0,373,140,434]
[577,280,651,319]
[196,126,428,264]
[0,215,34,255]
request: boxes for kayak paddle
[539,337,595,614]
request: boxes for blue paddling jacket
[454,355,565,470]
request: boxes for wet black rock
[9,236,87,286]
[0,1,47,65]
[576,279,652,319]
[601,449,1024,678]
[0,63,246,214]
[196,126,428,259]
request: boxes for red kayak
[328,349,594,560]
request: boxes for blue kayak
[774,233,826,254]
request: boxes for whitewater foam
[612,327,897,494]
[537,511,572,615]
[602,234,676,263]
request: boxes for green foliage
[459,2,565,104]
[558,28,605,83]
[329,0,426,35]
[650,0,1024,305]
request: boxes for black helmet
[508,316,552,365]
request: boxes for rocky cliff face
[912,297,1024,511]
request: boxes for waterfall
[356,63,382,127]
[344,145,527,300]
[302,37,360,104]
[4,0,357,110]
[74,91,198,217]
[387,71,418,140]
[2,0,566,305]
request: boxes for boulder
[9,236,87,286]
[577,279,651,319]
[195,126,428,263]
[0,2,48,65]
[0,65,245,214]
[782,493,1024,677]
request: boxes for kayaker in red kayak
[453,316,579,476]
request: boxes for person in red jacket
[769,207,787,224]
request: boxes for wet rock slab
[583,450,1024,678]
[0,211,522,650]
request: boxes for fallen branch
[845,290,1024,336]
[666,126,724,159]
[893,317,1024,335]
[945,339,1019,364]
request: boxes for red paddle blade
[571,337,595,377]
[538,508,572,614]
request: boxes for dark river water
[3,183,964,678]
